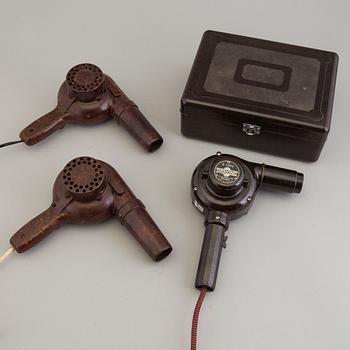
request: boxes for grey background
[0,1,349,349]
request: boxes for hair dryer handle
[195,211,229,291]
[10,206,67,253]
[20,107,66,145]
[116,198,172,261]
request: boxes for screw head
[216,151,222,156]
[193,187,198,191]
[215,216,220,220]
[247,196,252,202]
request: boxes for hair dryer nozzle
[255,164,304,193]
[119,203,172,261]
[118,107,163,152]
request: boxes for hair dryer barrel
[108,77,163,153]
[255,163,304,193]
[118,107,163,152]
[118,202,172,262]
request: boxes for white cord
[0,246,14,264]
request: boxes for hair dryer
[16,63,163,152]
[191,152,304,291]
[7,156,172,261]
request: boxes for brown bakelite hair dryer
[8,156,172,261]
[12,63,163,152]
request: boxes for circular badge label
[214,160,240,184]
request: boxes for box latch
[243,123,261,136]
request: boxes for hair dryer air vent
[63,156,106,201]
[66,63,105,100]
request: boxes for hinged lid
[181,30,339,141]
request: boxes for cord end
[0,140,23,149]
[191,287,207,350]
[0,246,15,264]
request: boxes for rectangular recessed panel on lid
[204,42,320,112]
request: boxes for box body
[181,31,339,161]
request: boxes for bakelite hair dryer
[19,63,163,152]
[191,152,304,291]
[9,156,172,261]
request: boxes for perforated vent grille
[63,157,105,194]
[66,64,104,92]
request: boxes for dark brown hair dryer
[18,63,163,152]
[9,156,172,261]
[192,152,303,291]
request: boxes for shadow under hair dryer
[192,152,304,292]
[0,156,172,263]
[1,63,163,152]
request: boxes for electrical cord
[0,247,14,264]
[191,287,207,350]
[0,140,23,149]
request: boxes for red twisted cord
[191,287,207,350]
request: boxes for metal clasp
[243,123,261,136]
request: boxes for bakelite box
[181,30,339,161]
